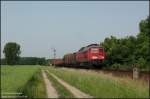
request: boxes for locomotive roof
[86,44,99,47]
[78,44,102,52]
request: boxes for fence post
[133,66,139,80]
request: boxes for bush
[111,63,122,69]
[135,57,147,69]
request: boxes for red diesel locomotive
[76,44,106,66]
[51,44,106,67]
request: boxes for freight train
[50,44,106,68]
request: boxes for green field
[1,65,149,98]
[1,65,46,98]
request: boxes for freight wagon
[50,59,64,66]
[63,53,76,66]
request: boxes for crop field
[1,65,149,98]
[1,65,46,98]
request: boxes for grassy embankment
[48,67,149,98]
[22,70,47,98]
[1,65,47,98]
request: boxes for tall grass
[1,65,47,98]
[48,67,149,98]
[1,65,40,93]
[22,70,47,98]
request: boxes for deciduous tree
[3,42,21,65]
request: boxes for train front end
[88,47,106,66]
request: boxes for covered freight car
[63,53,76,66]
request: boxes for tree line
[1,57,48,66]
[100,16,149,70]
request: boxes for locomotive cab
[76,44,106,67]
[88,46,105,67]
[90,47,105,60]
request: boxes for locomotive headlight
[92,56,98,59]
[100,56,104,59]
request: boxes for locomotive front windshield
[91,48,99,53]
[99,48,103,52]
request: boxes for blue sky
[1,1,149,59]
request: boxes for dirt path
[46,70,93,98]
[42,70,58,98]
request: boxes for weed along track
[42,70,58,98]
[46,70,93,98]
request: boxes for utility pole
[51,47,56,66]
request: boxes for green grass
[1,65,149,98]
[48,67,149,98]
[22,70,47,98]
[1,65,46,98]
[45,71,74,98]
